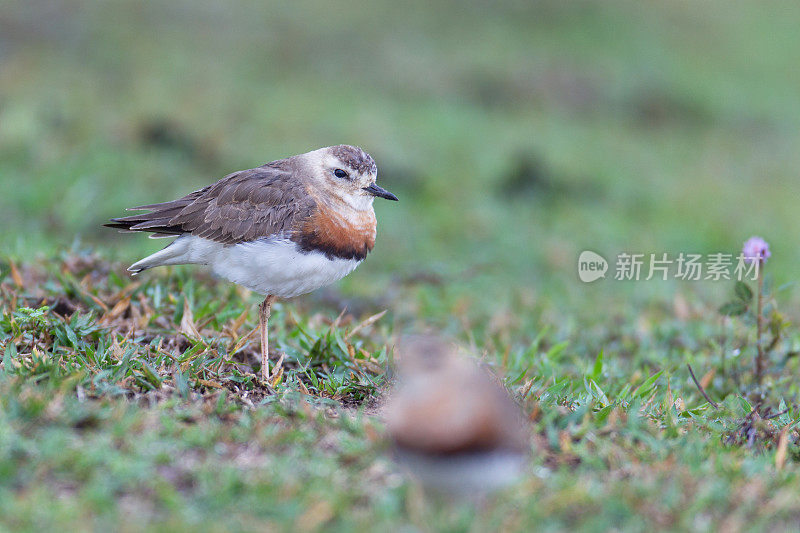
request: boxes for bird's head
[301,145,397,210]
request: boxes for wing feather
[105,162,316,244]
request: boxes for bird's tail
[128,237,193,274]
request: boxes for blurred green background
[4,4,800,529]
[2,0,799,320]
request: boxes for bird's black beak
[363,183,398,201]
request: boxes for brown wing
[105,163,316,245]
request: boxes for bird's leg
[259,295,276,382]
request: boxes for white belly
[174,235,362,298]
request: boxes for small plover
[384,337,529,495]
[106,145,397,381]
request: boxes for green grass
[4,255,800,530]
[3,1,800,530]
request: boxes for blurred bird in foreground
[105,145,397,382]
[383,337,529,495]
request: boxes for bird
[383,336,529,495]
[105,145,397,382]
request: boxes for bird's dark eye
[333,168,349,179]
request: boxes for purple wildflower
[742,236,771,264]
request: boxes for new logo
[578,251,608,283]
